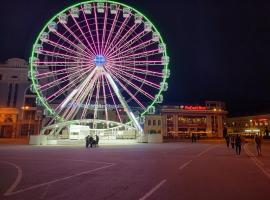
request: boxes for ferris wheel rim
[30,0,169,120]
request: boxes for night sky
[1,0,270,116]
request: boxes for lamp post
[21,106,30,137]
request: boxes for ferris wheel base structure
[30,118,150,145]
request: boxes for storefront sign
[183,106,207,110]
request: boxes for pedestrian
[191,133,196,143]
[89,136,94,148]
[85,135,90,148]
[235,134,242,155]
[230,136,235,149]
[96,135,99,147]
[225,135,230,148]
[255,134,262,156]
[223,127,228,138]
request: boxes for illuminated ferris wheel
[29,0,169,132]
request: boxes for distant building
[226,114,270,136]
[144,101,227,138]
[0,58,42,138]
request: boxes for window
[0,74,2,80]
[7,83,12,107]
[13,83,18,107]
[153,120,156,126]
[148,120,151,126]
[158,120,161,126]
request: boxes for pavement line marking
[3,158,115,165]
[139,179,167,200]
[0,161,23,196]
[197,145,217,157]
[5,163,115,196]
[244,144,270,179]
[179,160,193,170]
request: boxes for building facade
[226,114,270,136]
[144,101,227,138]
[0,58,42,138]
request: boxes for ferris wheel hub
[93,54,106,66]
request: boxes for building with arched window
[0,58,42,138]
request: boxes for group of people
[191,133,197,143]
[225,134,243,155]
[224,134,262,156]
[85,135,99,148]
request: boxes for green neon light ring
[30,0,169,120]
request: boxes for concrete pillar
[206,115,212,137]
[217,115,224,137]
[173,114,178,135]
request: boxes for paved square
[0,142,270,200]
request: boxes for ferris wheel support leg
[105,72,143,135]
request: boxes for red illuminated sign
[183,106,207,110]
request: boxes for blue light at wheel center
[94,55,106,66]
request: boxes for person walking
[225,135,230,148]
[230,136,235,149]
[89,136,94,148]
[255,134,262,156]
[96,135,99,147]
[85,135,90,148]
[235,134,242,155]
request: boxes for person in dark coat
[89,136,94,148]
[230,136,235,149]
[85,135,90,148]
[95,135,99,146]
[223,127,228,138]
[255,134,262,156]
[225,135,230,148]
[235,134,242,155]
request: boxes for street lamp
[21,106,30,137]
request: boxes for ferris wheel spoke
[93,5,101,54]
[81,6,99,54]
[39,66,88,91]
[62,69,98,119]
[45,39,92,60]
[107,71,146,109]
[110,49,160,61]
[107,68,155,101]
[103,5,120,55]
[52,30,93,58]
[110,30,146,56]
[104,76,122,123]
[101,75,109,125]
[61,22,95,57]
[81,80,97,119]
[107,38,155,59]
[100,4,109,55]
[39,49,90,62]
[69,12,98,56]
[36,66,88,79]
[107,62,163,77]
[65,76,97,120]
[112,60,163,65]
[109,37,157,59]
[105,23,139,57]
[108,65,160,89]
[43,67,93,101]
[93,76,101,125]
[103,14,131,56]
